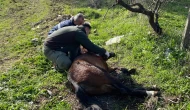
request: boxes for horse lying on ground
[68,52,160,109]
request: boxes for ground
[0,0,190,109]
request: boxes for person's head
[73,13,84,25]
[83,22,91,35]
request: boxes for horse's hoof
[85,104,102,110]
[146,91,161,97]
[120,68,136,75]
[153,91,161,96]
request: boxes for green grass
[1,0,190,109]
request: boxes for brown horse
[68,52,159,110]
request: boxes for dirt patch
[0,56,20,73]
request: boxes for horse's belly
[81,84,115,95]
[69,61,111,87]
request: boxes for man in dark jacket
[43,22,112,72]
[48,13,84,35]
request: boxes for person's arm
[59,20,75,28]
[48,20,75,35]
[75,31,106,55]
[48,25,59,35]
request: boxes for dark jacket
[44,26,106,60]
[48,18,75,35]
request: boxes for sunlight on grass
[0,0,190,109]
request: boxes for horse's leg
[67,75,102,110]
[105,73,158,97]
[109,67,136,75]
[113,81,158,97]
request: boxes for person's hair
[83,22,91,29]
[73,13,84,21]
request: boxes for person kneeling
[43,22,112,72]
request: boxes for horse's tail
[67,74,102,109]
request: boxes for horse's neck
[76,53,109,70]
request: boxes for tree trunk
[181,9,190,50]
[116,0,162,35]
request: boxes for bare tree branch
[154,0,160,13]
[116,0,162,35]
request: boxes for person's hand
[109,52,116,58]
[104,51,116,59]
[80,46,88,54]
[105,51,110,58]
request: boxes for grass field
[0,0,190,109]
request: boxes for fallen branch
[116,0,162,35]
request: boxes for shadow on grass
[94,71,159,110]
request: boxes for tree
[181,9,190,50]
[115,0,165,35]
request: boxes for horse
[68,52,159,110]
